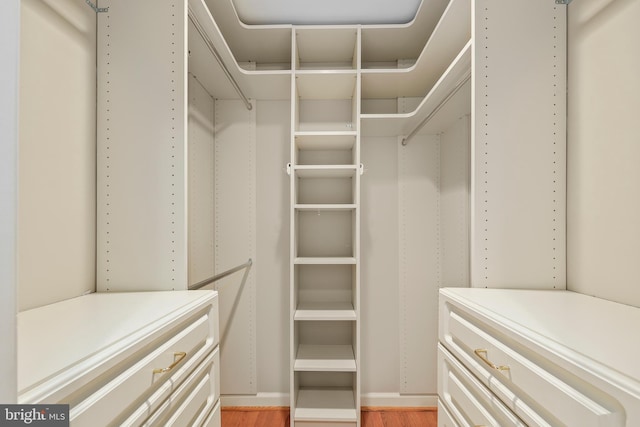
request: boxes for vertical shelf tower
[289,26,362,427]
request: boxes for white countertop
[441,288,640,388]
[18,290,216,397]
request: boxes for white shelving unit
[189,0,292,100]
[290,26,362,427]
[282,3,472,424]
[360,40,471,137]
[92,0,561,418]
[361,0,470,98]
[10,0,572,418]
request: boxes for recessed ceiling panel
[231,0,422,25]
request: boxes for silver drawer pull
[474,349,510,372]
[153,351,187,374]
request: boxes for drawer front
[441,300,624,427]
[438,399,460,427]
[201,400,221,427]
[71,307,216,426]
[126,346,219,426]
[438,344,527,427]
[163,372,211,426]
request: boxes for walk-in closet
[2,0,640,426]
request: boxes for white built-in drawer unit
[438,288,640,427]
[438,344,527,427]
[18,291,220,427]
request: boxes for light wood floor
[222,407,438,427]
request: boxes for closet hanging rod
[189,258,253,290]
[188,7,253,111]
[402,73,471,146]
[85,0,108,13]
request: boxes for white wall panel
[567,0,640,307]
[0,0,19,403]
[256,100,290,394]
[440,116,470,288]
[398,134,440,394]
[97,0,188,291]
[472,0,566,289]
[361,137,400,394]
[214,99,257,395]
[19,0,96,309]
[188,75,215,286]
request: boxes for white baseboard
[221,392,289,407]
[221,392,437,408]
[361,393,438,407]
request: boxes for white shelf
[361,0,470,98]
[295,204,356,211]
[189,0,291,100]
[295,345,356,372]
[295,302,357,321]
[294,257,357,265]
[295,131,357,151]
[294,165,358,178]
[360,0,450,64]
[203,0,448,67]
[361,41,471,137]
[295,72,357,100]
[295,388,358,422]
[201,0,292,65]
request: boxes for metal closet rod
[402,73,471,146]
[188,7,253,111]
[189,258,253,290]
[85,0,108,13]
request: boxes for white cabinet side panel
[440,116,470,288]
[19,0,96,308]
[567,0,640,307]
[256,100,290,394]
[188,76,215,286]
[472,1,566,288]
[97,0,188,291]
[214,99,257,395]
[361,137,400,394]
[398,135,440,394]
[0,0,19,403]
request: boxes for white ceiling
[230,0,423,25]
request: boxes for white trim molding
[220,393,438,408]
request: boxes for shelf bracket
[86,0,109,13]
[555,0,572,4]
[286,163,292,176]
